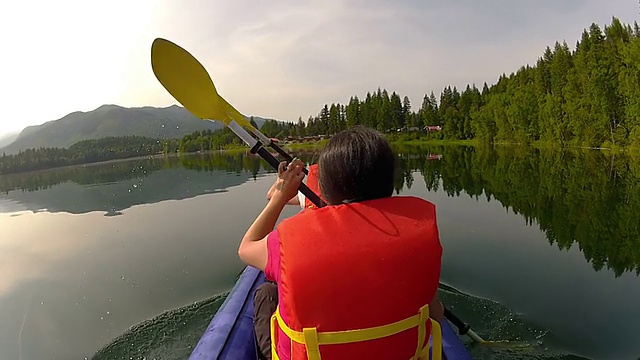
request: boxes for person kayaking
[255,162,324,360]
[238,126,445,360]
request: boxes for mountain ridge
[1,104,274,154]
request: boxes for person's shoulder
[385,196,437,217]
[389,195,435,207]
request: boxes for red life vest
[303,164,324,209]
[272,196,443,359]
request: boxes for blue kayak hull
[189,266,473,359]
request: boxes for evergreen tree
[390,92,404,130]
[346,96,361,128]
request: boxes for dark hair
[318,126,395,205]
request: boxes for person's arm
[429,293,444,322]
[237,200,286,271]
[266,178,301,205]
[239,159,305,270]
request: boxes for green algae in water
[92,293,227,360]
[438,284,590,360]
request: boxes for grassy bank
[276,137,478,150]
[391,138,479,146]
[198,136,640,156]
[280,139,329,151]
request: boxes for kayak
[188,266,473,359]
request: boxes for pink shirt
[264,229,292,360]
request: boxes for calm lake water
[0,146,638,360]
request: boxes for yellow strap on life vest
[425,318,443,360]
[270,304,442,360]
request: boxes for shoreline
[0,153,169,178]
[2,139,637,177]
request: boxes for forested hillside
[0,136,165,175]
[243,18,640,149]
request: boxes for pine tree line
[253,18,640,148]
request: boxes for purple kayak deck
[188,266,472,359]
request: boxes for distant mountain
[0,105,270,154]
[0,132,18,149]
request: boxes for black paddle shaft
[268,143,309,175]
[444,308,471,335]
[251,144,326,208]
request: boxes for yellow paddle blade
[150,38,229,123]
[219,95,253,128]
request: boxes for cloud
[0,0,637,135]
[168,0,637,122]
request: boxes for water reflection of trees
[177,152,267,177]
[0,151,315,194]
[0,157,176,194]
[2,146,638,277]
[180,146,640,278]
[404,145,640,278]
[0,152,269,194]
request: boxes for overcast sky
[0,0,637,136]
